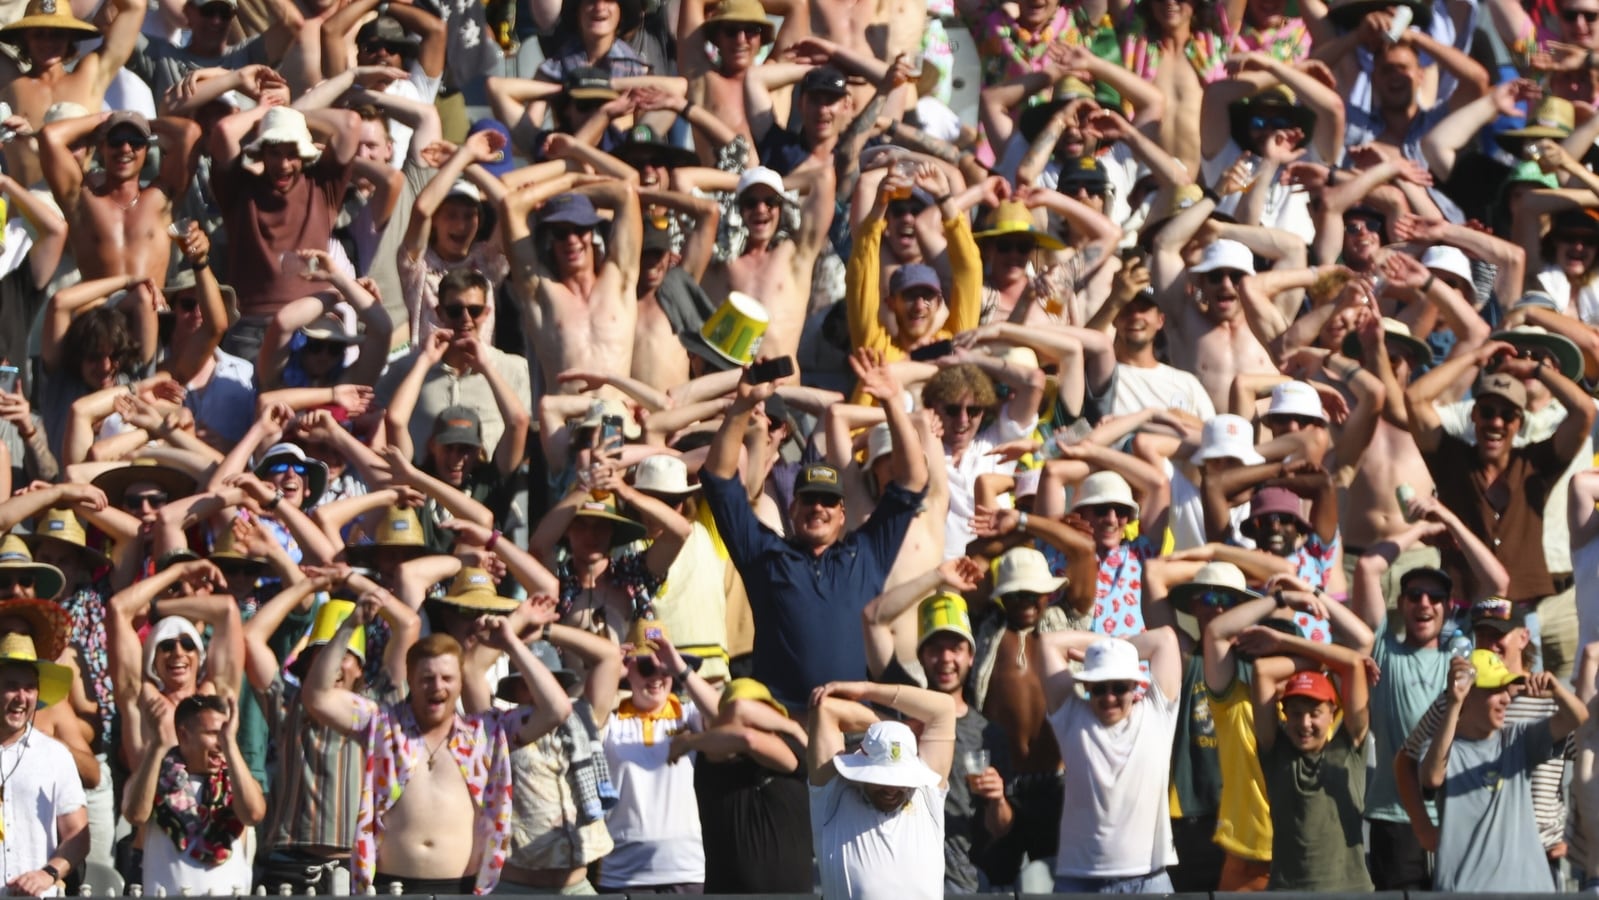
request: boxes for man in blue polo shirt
[699,349,928,708]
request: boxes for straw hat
[90,459,196,505]
[207,524,268,574]
[23,507,105,572]
[571,492,647,547]
[437,568,519,612]
[343,506,429,562]
[0,0,99,40]
[0,535,64,601]
[1495,96,1575,154]
[0,634,72,707]
[0,595,68,661]
[704,0,774,40]
[972,201,1067,251]
[243,107,320,161]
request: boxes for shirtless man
[677,0,775,161]
[502,177,642,399]
[1151,237,1278,411]
[303,600,574,894]
[1139,0,1208,175]
[104,558,242,771]
[702,165,835,362]
[633,214,718,393]
[40,112,201,284]
[0,0,145,187]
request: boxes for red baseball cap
[1281,670,1338,705]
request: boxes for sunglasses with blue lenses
[267,461,309,477]
[1250,115,1294,131]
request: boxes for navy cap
[800,65,848,97]
[541,193,603,228]
[467,119,515,178]
[1058,155,1109,187]
[794,463,845,497]
[889,263,942,296]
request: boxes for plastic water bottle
[1448,629,1476,688]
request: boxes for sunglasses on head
[268,461,309,477]
[1402,587,1448,604]
[1562,7,1599,21]
[0,574,34,591]
[124,491,168,509]
[941,403,986,419]
[441,303,487,321]
[1203,269,1246,286]
[995,238,1035,254]
[157,635,199,654]
[1250,115,1294,131]
[1088,681,1135,697]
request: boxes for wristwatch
[40,864,60,882]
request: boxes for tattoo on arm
[889,121,963,165]
[1019,115,1068,180]
[835,92,891,199]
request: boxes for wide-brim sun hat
[0,596,68,660]
[243,107,320,161]
[973,200,1068,251]
[436,568,520,612]
[1491,324,1584,381]
[0,535,65,602]
[1340,316,1435,366]
[572,492,648,547]
[90,459,197,505]
[833,719,942,788]
[1265,380,1328,422]
[1069,470,1139,517]
[1226,85,1317,151]
[0,0,99,40]
[991,546,1068,596]
[1168,561,1263,615]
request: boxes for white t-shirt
[0,729,85,897]
[811,777,947,900]
[943,410,1038,559]
[382,66,445,170]
[600,699,705,888]
[1109,362,1217,419]
[1201,139,1317,244]
[1049,680,1179,878]
[139,791,255,895]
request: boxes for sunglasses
[798,493,844,508]
[1476,403,1522,423]
[1402,587,1449,604]
[1249,115,1294,131]
[1080,502,1130,518]
[1556,232,1597,247]
[999,590,1045,604]
[174,296,200,313]
[0,574,33,591]
[1194,590,1238,609]
[268,461,309,477]
[717,22,765,37]
[1265,414,1323,429]
[157,635,199,654]
[105,132,149,150]
[940,403,986,419]
[124,491,168,509]
[195,3,234,18]
[887,201,925,218]
[303,338,342,355]
[1251,512,1301,529]
[995,238,1035,254]
[1088,681,1135,697]
[546,224,592,241]
[1203,269,1246,285]
[739,193,783,210]
[1064,183,1106,199]
[1562,8,1599,21]
[1345,218,1381,235]
[634,657,660,677]
[440,303,488,321]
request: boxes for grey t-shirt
[1429,718,1557,892]
[1367,626,1450,822]
[126,35,271,100]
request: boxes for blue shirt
[698,468,926,706]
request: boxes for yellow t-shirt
[1208,676,1273,861]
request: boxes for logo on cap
[889,742,903,761]
[805,466,838,485]
[1474,596,1514,620]
[392,520,409,530]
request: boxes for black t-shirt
[755,127,811,177]
[692,733,812,893]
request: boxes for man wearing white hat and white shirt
[807,679,956,900]
[704,165,835,362]
[1148,238,1276,412]
[210,103,363,358]
[1172,413,1266,550]
[1040,626,1181,892]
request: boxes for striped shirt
[1402,691,1569,849]
[258,673,402,853]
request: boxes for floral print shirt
[1287,532,1340,644]
[58,584,114,748]
[1091,535,1159,638]
[348,698,531,894]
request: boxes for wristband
[263,488,284,512]
[1326,164,1338,187]
[934,193,953,206]
[1588,48,1596,69]
[1421,273,1436,294]
[40,865,60,882]
[1274,588,1287,608]
[1016,511,1029,533]
[148,598,160,623]
[485,529,501,552]
[680,99,694,118]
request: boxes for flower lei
[152,747,244,867]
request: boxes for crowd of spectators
[5,0,1599,893]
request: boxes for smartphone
[910,340,954,362]
[0,365,20,395]
[745,356,796,384]
[599,414,624,451]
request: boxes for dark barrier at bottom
[66,893,1583,898]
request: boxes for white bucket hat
[1069,471,1139,517]
[1190,414,1265,466]
[143,616,206,692]
[1421,245,1473,285]
[244,107,320,161]
[1188,238,1256,276]
[833,720,942,788]
[865,422,894,466]
[1265,381,1327,423]
[735,165,792,203]
[632,454,699,499]
[1075,638,1147,684]
[991,546,1068,597]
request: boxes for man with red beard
[210,104,361,358]
[1407,344,1594,671]
[40,111,201,284]
[302,602,574,893]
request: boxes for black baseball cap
[794,463,844,498]
[800,66,848,97]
